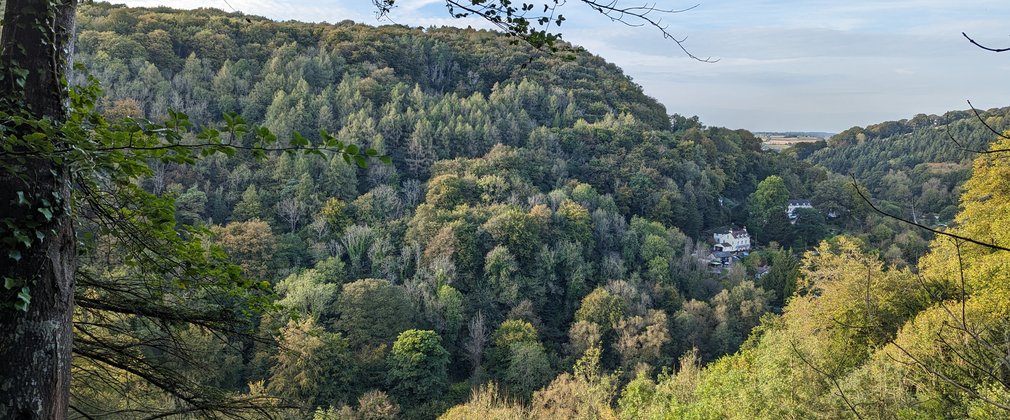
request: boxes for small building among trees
[710,251,734,266]
[713,227,751,253]
[787,199,814,221]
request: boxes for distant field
[760,136,824,151]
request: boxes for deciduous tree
[387,329,450,405]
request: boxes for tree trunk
[0,0,78,418]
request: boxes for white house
[787,199,813,221]
[713,227,751,253]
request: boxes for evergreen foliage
[32,3,1009,418]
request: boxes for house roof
[789,199,812,206]
[713,226,748,237]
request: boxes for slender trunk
[0,0,78,418]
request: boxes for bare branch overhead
[962,32,1010,52]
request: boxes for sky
[118,0,1010,132]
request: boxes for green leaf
[379,155,392,164]
[256,127,277,144]
[355,155,367,168]
[346,144,360,155]
[16,191,28,206]
[38,207,53,221]
[291,132,309,147]
[3,277,14,290]
[14,230,31,247]
[320,130,338,147]
[8,249,21,262]
[16,287,31,311]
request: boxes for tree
[0,1,80,415]
[486,319,541,378]
[492,319,540,349]
[567,320,603,357]
[355,390,401,419]
[747,175,790,242]
[673,300,716,360]
[276,269,338,320]
[342,225,375,275]
[484,245,519,305]
[440,383,528,419]
[529,347,618,419]
[319,197,351,236]
[435,284,465,347]
[233,184,266,221]
[268,318,354,409]
[575,287,626,329]
[482,207,546,265]
[276,195,307,233]
[5,6,285,417]
[335,279,413,349]
[870,135,1010,416]
[709,281,771,355]
[614,309,671,371]
[504,342,552,400]
[760,247,800,307]
[212,219,278,281]
[812,175,852,221]
[791,207,827,247]
[426,174,476,209]
[464,311,490,382]
[387,329,450,406]
[174,185,208,225]
[405,118,435,177]
[1,64,378,420]
[555,200,592,245]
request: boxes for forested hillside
[59,3,1009,419]
[446,134,1009,419]
[806,107,1010,223]
[67,3,825,417]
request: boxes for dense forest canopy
[61,3,844,417]
[2,1,1008,419]
[807,106,1010,223]
[72,2,795,238]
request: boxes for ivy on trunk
[0,0,79,418]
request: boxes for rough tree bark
[0,0,79,418]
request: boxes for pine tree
[232,185,265,221]
[406,118,436,178]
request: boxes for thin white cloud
[394,0,445,12]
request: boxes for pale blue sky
[119,0,1010,132]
